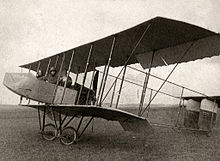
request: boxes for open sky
[1,0,220,104]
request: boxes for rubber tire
[42,123,56,141]
[60,126,77,145]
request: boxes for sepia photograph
[0,0,220,160]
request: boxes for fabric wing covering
[20,16,219,73]
[24,104,154,134]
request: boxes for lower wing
[22,104,154,135]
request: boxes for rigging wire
[140,42,196,116]
[100,23,152,103]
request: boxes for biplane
[3,16,220,145]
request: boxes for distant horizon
[1,0,220,104]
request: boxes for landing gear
[41,124,77,145]
[60,126,77,145]
[38,107,93,145]
[42,123,56,141]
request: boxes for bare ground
[0,105,219,161]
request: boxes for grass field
[0,104,219,161]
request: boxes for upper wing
[136,34,220,69]
[19,16,217,73]
[23,104,153,134]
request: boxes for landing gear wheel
[42,123,57,141]
[60,127,77,145]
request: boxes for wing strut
[175,87,185,126]
[36,61,41,73]
[52,53,66,103]
[54,55,59,68]
[146,89,153,117]
[45,58,52,77]
[98,36,116,106]
[140,41,195,116]
[138,50,155,115]
[61,50,75,103]
[37,106,42,130]
[101,23,152,105]
[110,77,117,107]
[28,64,32,73]
[91,51,98,95]
[115,65,127,108]
[74,68,79,83]
[96,64,107,105]
[76,44,93,104]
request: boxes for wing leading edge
[23,104,153,134]
[20,17,217,73]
